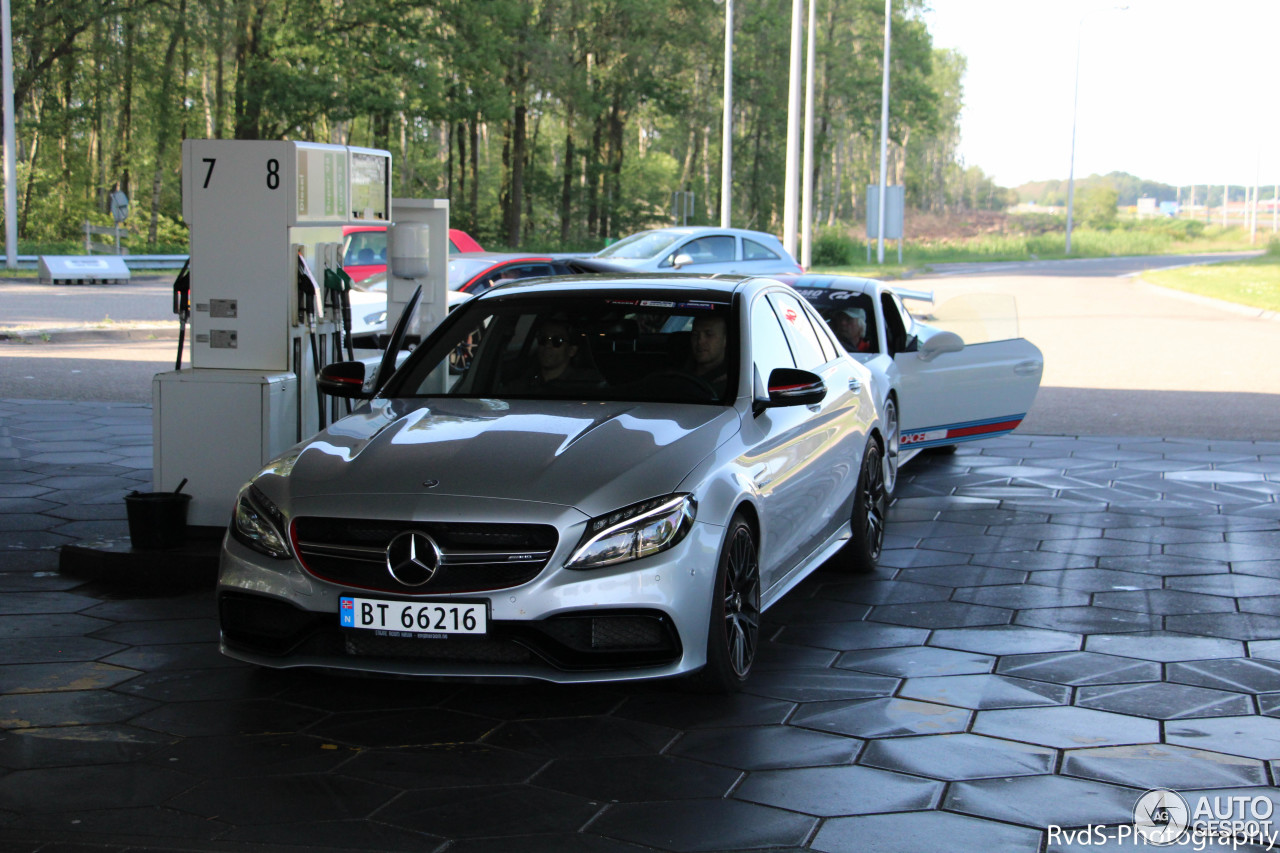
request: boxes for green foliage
[811,230,857,267]
[1077,186,1119,229]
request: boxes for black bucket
[124,491,193,550]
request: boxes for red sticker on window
[784,307,798,324]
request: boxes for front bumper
[216,520,724,684]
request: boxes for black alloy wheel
[838,441,886,574]
[696,514,761,691]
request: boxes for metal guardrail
[1,254,190,271]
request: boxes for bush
[811,229,856,266]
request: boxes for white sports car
[775,274,1044,496]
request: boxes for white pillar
[719,0,733,228]
[876,0,891,264]
[800,0,817,269]
[782,0,804,258]
[2,0,17,270]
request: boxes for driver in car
[505,317,602,394]
[830,307,872,353]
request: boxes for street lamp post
[876,0,891,264]
[1065,5,1127,256]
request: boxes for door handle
[1014,360,1042,376]
[849,377,862,393]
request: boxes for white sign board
[38,255,131,284]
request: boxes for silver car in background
[218,275,885,690]
[593,227,804,275]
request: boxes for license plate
[339,597,487,636]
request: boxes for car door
[666,234,740,274]
[888,291,1044,450]
[740,290,862,595]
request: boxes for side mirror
[754,368,826,415]
[672,253,693,269]
[917,330,964,362]
[317,361,372,399]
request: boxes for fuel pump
[154,140,400,528]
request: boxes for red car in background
[342,225,484,284]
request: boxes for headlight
[567,494,696,570]
[230,484,291,559]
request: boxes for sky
[921,0,1280,190]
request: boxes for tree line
[4,0,1005,252]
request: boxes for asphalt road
[1,252,1276,438]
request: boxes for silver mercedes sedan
[218,275,887,690]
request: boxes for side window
[751,296,796,391]
[767,292,827,371]
[801,303,839,362]
[880,290,921,353]
[743,238,780,261]
[680,236,735,265]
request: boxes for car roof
[452,252,557,263]
[478,274,749,302]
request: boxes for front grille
[220,592,681,672]
[291,517,558,595]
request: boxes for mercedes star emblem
[385,530,443,586]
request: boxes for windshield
[448,257,502,289]
[924,293,1021,344]
[596,231,683,260]
[387,293,737,405]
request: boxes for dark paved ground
[2,398,1280,852]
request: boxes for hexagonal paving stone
[792,698,971,739]
[898,674,1070,709]
[0,764,195,813]
[1092,589,1237,616]
[1075,682,1253,720]
[776,622,929,652]
[878,548,971,569]
[868,600,1013,630]
[812,811,1043,853]
[1085,632,1244,662]
[480,716,675,758]
[919,534,1045,555]
[1239,596,1280,616]
[1166,613,1280,641]
[1028,568,1162,592]
[0,689,156,729]
[971,551,1097,571]
[1168,659,1280,694]
[375,784,600,838]
[954,584,1092,610]
[669,724,861,771]
[996,651,1162,686]
[1062,743,1267,790]
[972,706,1159,749]
[734,764,942,816]
[1039,538,1159,558]
[944,774,1140,829]
[0,662,138,694]
[591,799,815,853]
[834,646,994,678]
[1100,554,1230,576]
[532,754,740,802]
[1015,606,1163,634]
[859,733,1056,781]
[743,667,899,703]
[1166,716,1280,760]
[1169,574,1280,598]
[930,625,1081,657]
[1167,542,1279,562]
[894,565,1030,587]
[820,578,953,605]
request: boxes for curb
[0,325,181,343]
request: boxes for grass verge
[1140,253,1280,313]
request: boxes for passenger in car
[685,314,729,395]
[830,307,873,353]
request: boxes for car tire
[883,395,900,499]
[693,513,761,693]
[835,441,886,574]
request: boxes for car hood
[262,398,740,517]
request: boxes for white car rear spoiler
[888,285,934,304]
